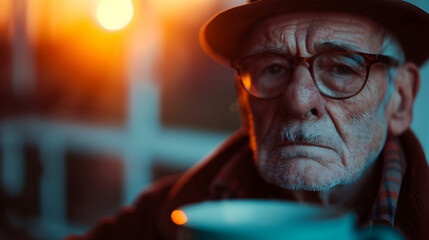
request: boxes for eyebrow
[233,48,288,64]
[235,42,363,65]
[316,42,360,52]
[252,42,361,57]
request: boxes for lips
[276,140,333,151]
[268,125,343,158]
[272,140,343,162]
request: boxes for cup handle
[357,226,404,240]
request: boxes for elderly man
[68,0,429,239]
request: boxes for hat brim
[200,0,429,67]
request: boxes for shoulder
[396,130,429,240]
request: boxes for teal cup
[174,200,404,240]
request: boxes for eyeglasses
[232,50,399,100]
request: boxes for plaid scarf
[371,135,406,226]
[209,135,405,226]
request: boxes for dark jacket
[66,129,429,240]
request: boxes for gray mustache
[281,127,322,144]
[279,127,343,159]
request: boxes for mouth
[272,140,344,163]
[275,141,336,152]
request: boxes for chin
[257,156,357,192]
[276,177,342,192]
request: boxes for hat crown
[201,0,429,67]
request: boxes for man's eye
[263,64,286,76]
[331,64,357,75]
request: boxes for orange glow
[242,74,252,90]
[97,0,133,31]
[171,210,188,225]
[153,0,216,22]
[0,0,12,30]
[22,0,132,124]
[24,0,134,71]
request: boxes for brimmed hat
[200,0,429,67]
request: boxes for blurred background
[0,0,427,239]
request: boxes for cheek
[245,97,282,163]
[331,71,389,136]
[328,93,388,169]
[363,66,390,105]
[248,98,280,141]
[349,113,387,171]
[326,72,391,170]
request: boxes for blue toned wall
[406,0,429,161]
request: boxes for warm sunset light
[0,0,12,29]
[97,0,134,31]
[242,74,252,90]
[171,210,188,225]
[153,0,216,21]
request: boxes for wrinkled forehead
[241,11,387,56]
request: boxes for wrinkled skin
[238,11,419,205]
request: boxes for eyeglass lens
[238,52,368,99]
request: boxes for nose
[281,64,325,120]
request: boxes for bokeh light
[171,210,188,225]
[97,0,133,31]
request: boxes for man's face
[240,12,395,191]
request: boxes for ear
[387,62,420,135]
